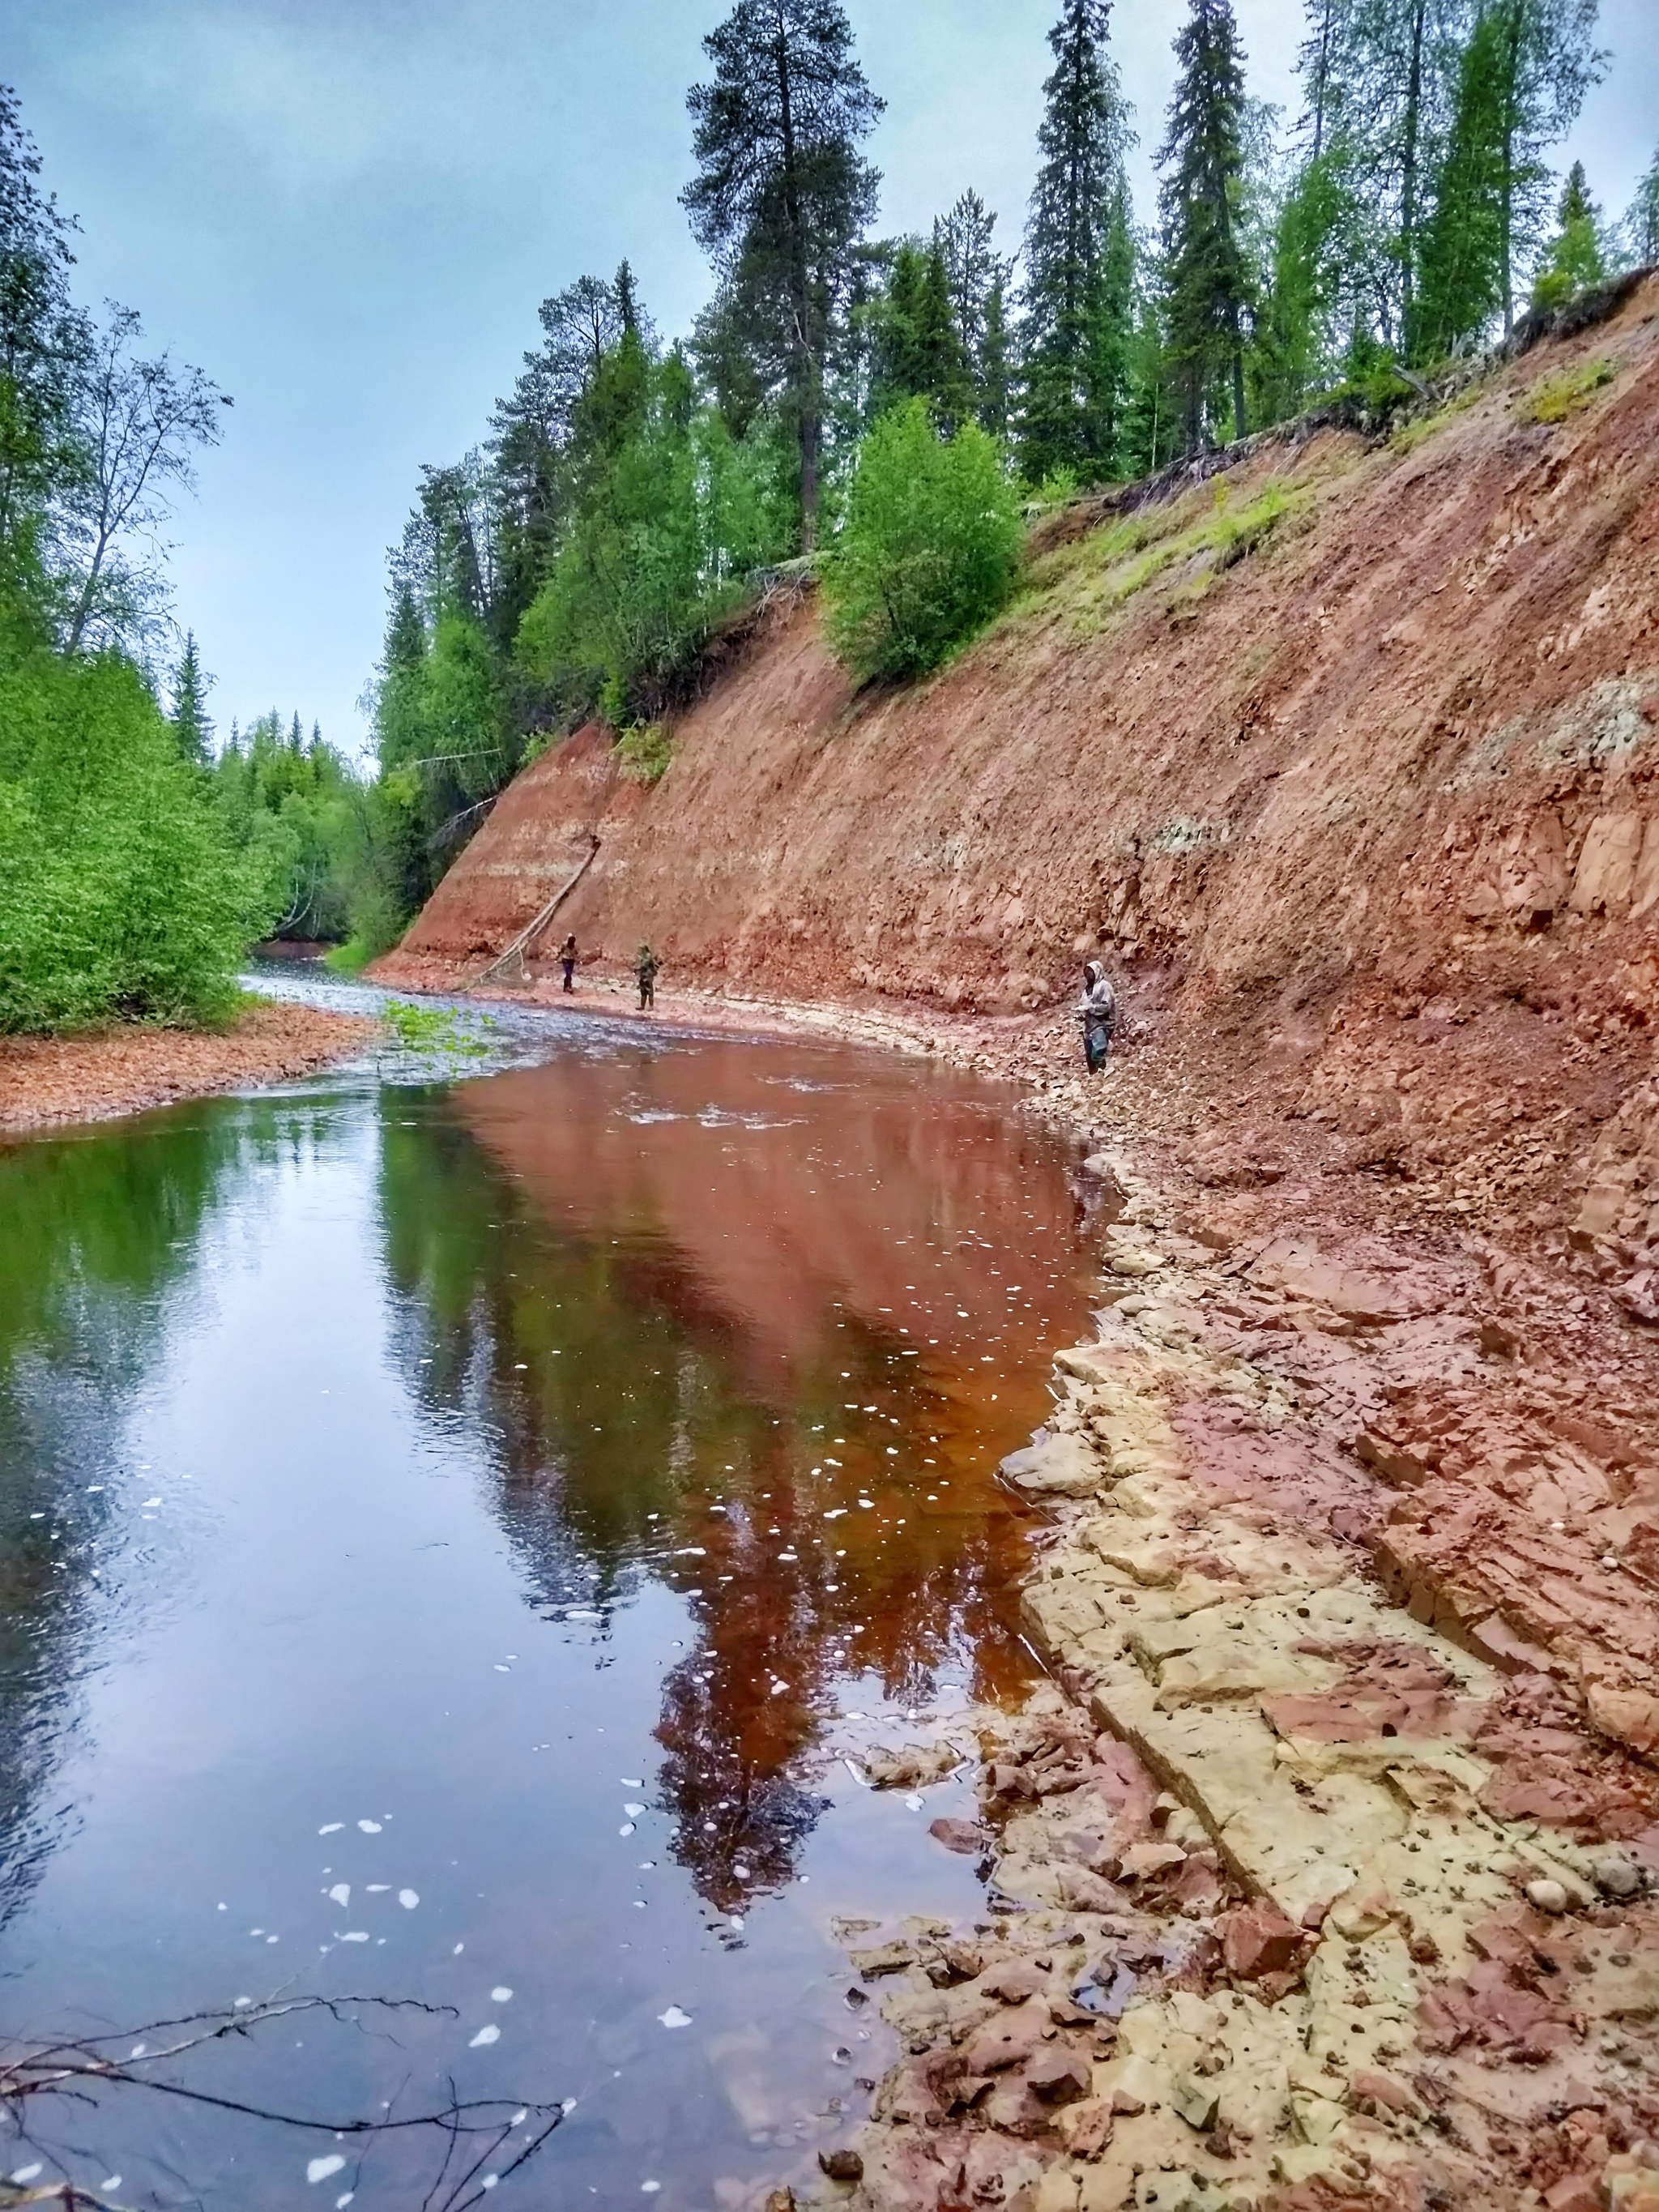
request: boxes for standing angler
[1077,959,1117,1073]
[559,933,578,993]
[636,943,659,1012]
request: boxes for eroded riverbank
[23,962,1655,2209]
[0,996,377,1134]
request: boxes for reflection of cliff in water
[376,1041,1093,1911]
[0,1108,249,1928]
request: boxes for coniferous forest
[2,0,1656,1014]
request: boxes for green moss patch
[1514,357,1616,426]
[1017,478,1310,638]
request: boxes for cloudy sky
[9,0,1655,755]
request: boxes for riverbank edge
[0,999,380,1137]
[367,958,1659,2212]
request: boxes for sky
[8,0,1657,758]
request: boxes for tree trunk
[798,405,820,553]
[1400,0,1427,357]
[1231,344,1247,443]
[1498,4,1523,334]
[66,532,110,655]
[1311,0,1335,160]
[772,9,818,553]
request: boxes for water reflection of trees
[0,1108,257,1927]
[375,1054,1089,1913]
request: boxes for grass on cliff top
[1015,476,1311,638]
[1515,357,1616,426]
[1388,379,1486,457]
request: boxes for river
[0,980,1102,2208]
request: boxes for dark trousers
[638,978,655,1010]
[561,961,575,993]
[1083,1018,1113,1073]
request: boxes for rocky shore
[360,960,1659,2210]
[0,997,378,1135]
[793,1134,1659,2212]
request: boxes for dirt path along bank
[0,998,377,1136]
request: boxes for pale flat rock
[1152,1625,1342,1707]
[1022,1576,1112,1651]
[1000,1433,1102,1497]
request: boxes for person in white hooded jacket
[1077,960,1117,1073]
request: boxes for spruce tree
[169,630,213,764]
[868,238,972,429]
[1018,0,1137,484]
[1158,0,1253,449]
[1413,8,1508,360]
[936,190,1013,399]
[1085,181,1138,464]
[1621,144,1659,269]
[682,0,884,551]
[979,275,1013,438]
[1120,288,1181,477]
[1530,159,1604,308]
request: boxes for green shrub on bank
[615,723,674,784]
[823,400,1026,681]
[0,648,258,1032]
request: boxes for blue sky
[9,0,1656,757]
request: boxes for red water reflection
[450,1034,1102,1908]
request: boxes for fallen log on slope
[470,834,601,989]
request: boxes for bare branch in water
[0,1995,569,2210]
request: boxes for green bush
[0,647,258,1031]
[823,399,1026,681]
[615,722,674,784]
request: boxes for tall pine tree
[682,0,883,550]
[1158,0,1253,449]
[1018,0,1137,483]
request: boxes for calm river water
[0,982,1102,2208]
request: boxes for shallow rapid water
[0,980,1102,2207]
